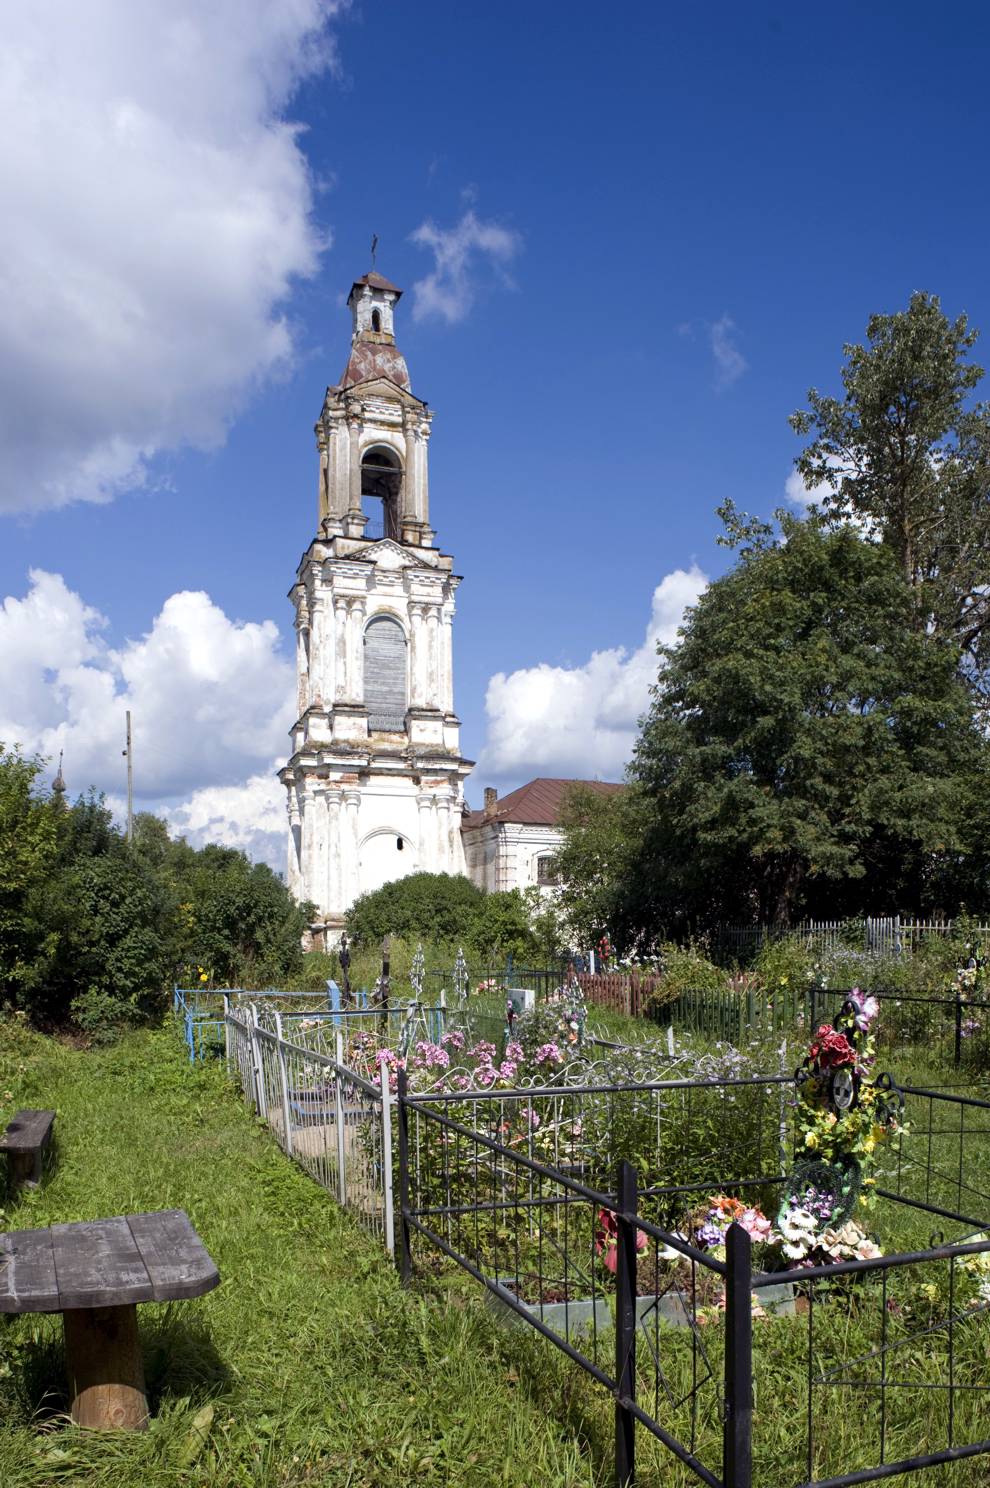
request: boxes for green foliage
[551,783,641,950]
[790,291,990,695]
[173,845,308,987]
[749,935,818,993]
[625,521,990,942]
[347,871,486,946]
[0,750,311,1038]
[346,872,541,966]
[0,746,58,1000]
[642,942,728,1014]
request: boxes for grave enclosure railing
[397,1072,990,1488]
[212,996,990,1484]
[224,1003,395,1251]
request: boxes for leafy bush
[345,873,541,967]
[645,942,728,1013]
[750,935,817,993]
[0,749,312,1035]
[347,872,485,946]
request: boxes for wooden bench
[0,1109,56,1189]
[0,1209,220,1429]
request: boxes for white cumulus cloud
[0,570,293,864]
[409,209,521,324]
[0,0,346,514]
[477,566,708,783]
[163,770,287,869]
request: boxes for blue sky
[3,0,989,865]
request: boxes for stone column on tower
[409,603,426,706]
[287,792,302,898]
[440,605,455,713]
[294,604,310,715]
[342,788,361,906]
[326,789,342,912]
[333,593,347,701]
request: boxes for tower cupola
[348,271,401,341]
[339,272,410,392]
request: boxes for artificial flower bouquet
[793,990,906,1189]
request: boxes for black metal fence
[661,985,990,1072]
[396,1071,990,1487]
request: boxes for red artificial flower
[594,1207,647,1273]
[808,1024,856,1070]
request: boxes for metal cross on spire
[370,233,378,269]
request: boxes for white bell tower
[279,270,473,940]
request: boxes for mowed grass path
[0,1021,599,1488]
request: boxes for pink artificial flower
[739,1208,773,1242]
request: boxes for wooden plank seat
[0,1209,219,1430]
[0,1109,56,1189]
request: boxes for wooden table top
[0,1209,220,1313]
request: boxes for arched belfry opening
[361,447,401,540]
[371,308,382,332]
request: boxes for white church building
[280,269,472,941]
[280,268,621,939]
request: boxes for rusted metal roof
[462,777,624,829]
[339,341,411,391]
[350,271,403,298]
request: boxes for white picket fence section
[225,1002,394,1254]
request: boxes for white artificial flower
[779,1208,816,1242]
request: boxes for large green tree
[790,292,990,693]
[623,521,990,939]
[549,783,643,951]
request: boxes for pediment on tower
[346,375,426,409]
[360,538,422,570]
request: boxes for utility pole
[123,710,133,844]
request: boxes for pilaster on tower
[280,267,474,943]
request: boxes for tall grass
[0,1019,596,1488]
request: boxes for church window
[397,837,404,851]
[364,615,407,730]
[371,309,382,332]
[361,447,401,540]
[536,856,559,885]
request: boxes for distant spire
[52,750,66,806]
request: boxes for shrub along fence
[660,985,990,1071]
[397,1071,990,1488]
